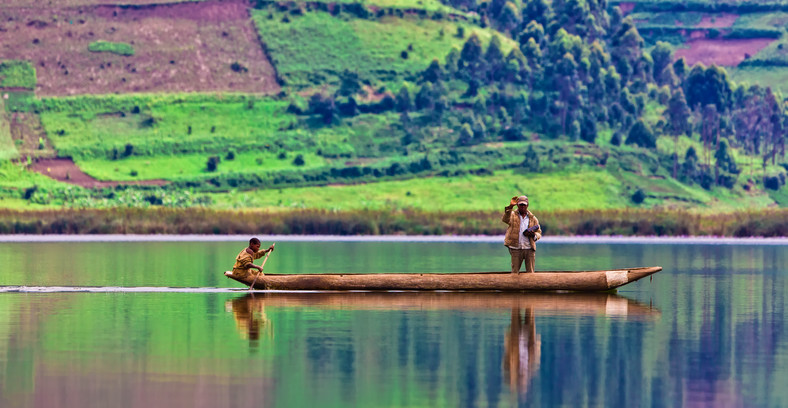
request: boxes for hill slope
[0,0,786,225]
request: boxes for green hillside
[0,0,786,235]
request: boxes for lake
[0,237,786,407]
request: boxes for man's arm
[502,196,517,224]
[252,245,275,259]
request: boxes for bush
[764,175,782,190]
[230,62,248,73]
[225,150,236,160]
[0,60,36,89]
[206,156,220,172]
[631,189,646,204]
[293,154,305,166]
[625,120,656,148]
[88,41,135,56]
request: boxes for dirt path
[31,158,168,188]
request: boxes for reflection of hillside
[225,292,661,318]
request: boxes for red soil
[674,38,775,67]
[617,2,635,14]
[0,0,280,96]
[31,158,167,188]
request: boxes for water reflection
[226,295,273,345]
[504,307,540,397]
[225,292,660,400]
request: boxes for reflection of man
[503,307,541,396]
[227,295,271,345]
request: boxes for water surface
[0,239,786,407]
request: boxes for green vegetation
[0,207,785,236]
[39,93,298,159]
[0,60,36,90]
[251,9,514,89]
[87,41,135,56]
[0,0,785,235]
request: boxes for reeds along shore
[0,208,786,237]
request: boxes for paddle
[249,243,275,291]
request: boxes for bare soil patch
[31,158,167,188]
[0,0,280,96]
[617,2,635,14]
[696,13,739,28]
[674,38,775,66]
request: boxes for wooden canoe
[224,266,662,292]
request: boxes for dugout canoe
[223,266,662,292]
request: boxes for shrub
[293,154,305,166]
[631,189,646,204]
[226,150,236,160]
[88,40,135,56]
[764,175,782,190]
[206,156,220,172]
[0,60,36,89]
[230,62,248,73]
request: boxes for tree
[337,70,362,97]
[396,86,412,112]
[685,64,732,113]
[666,89,691,178]
[422,59,442,83]
[522,145,540,172]
[522,0,552,28]
[484,36,505,83]
[460,34,483,72]
[650,42,673,86]
[626,119,656,148]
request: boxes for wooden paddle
[249,243,275,291]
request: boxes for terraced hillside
[0,0,786,234]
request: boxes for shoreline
[1,234,787,245]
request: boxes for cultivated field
[0,0,279,96]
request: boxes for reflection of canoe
[227,292,660,318]
[223,266,662,292]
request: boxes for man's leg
[523,249,536,273]
[508,248,524,274]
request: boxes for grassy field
[252,9,515,88]
[39,94,298,159]
[0,103,18,161]
[210,169,645,212]
[76,150,328,181]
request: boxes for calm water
[0,238,786,407]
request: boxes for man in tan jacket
[502,195,542,273]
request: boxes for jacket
[502,207,542,249]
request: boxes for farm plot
[674,38,775,66]
[0,0,279,96]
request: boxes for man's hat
[516,195,528,205]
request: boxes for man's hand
[510,196,518,206]
[267,245,275,253]
[523,230,534,237]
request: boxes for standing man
[502,195,542,273]
[232,237,275,279]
